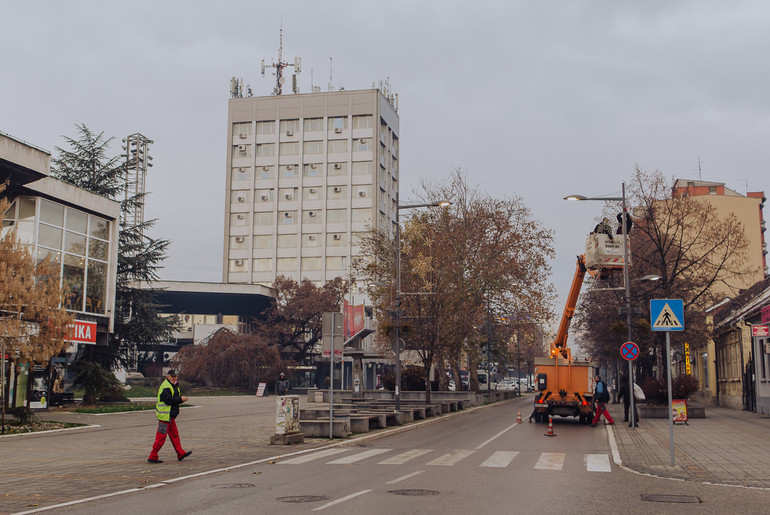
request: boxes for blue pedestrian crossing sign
[650,299,684,331]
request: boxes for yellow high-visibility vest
[155,379,179,422]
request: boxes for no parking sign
[621,341,639,361]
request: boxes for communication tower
[121,133,153,241]
[261,23,301,95]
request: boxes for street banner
[672,399,688,424]
[343,300,365,338]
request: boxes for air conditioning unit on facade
[334,128,342,133]
[261,195,269,200]
[286,130,293,136]
[236,214,245,220]
[310,164,317,169]
[309,188,316,194]
[308,211,316,217]
[285,193,292,199]
[239,133,247,139]
[358,191,366,197]
[235,259,244,266]
[263,166,270,171]
[308,235,315,241]
[284,212,292,218]
[333,234,341,240]
[235,236,244,243]
[237,196,244,202]
[333,187,341,193]
[287,164,294,170]
[237,145,246,151]
[333,163,342,169]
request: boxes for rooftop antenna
[260,20,301,95]
[697,155,703,180]
[328,57,334,92]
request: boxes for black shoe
[590,423,597,427]
[623,419,628,422]
[178,451,192,462]
[148,458,163,464]
[607,422,614,425]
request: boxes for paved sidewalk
[605,401,770,489]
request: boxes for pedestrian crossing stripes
[280,448,613,472]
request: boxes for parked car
[496,379,520,393]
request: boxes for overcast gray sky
[3,1,769,323]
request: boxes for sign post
[651,299,684,467]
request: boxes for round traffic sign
[621,341,639,361]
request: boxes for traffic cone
[516,409,523,424]
[544,415,557,437]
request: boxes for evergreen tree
[51,124,177,371]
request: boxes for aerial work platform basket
[585,233,627,270]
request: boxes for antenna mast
[261,21,301,95]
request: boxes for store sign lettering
[69,320,97,344]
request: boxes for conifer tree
[51,125,176,371]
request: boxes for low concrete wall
[639,405,706,419]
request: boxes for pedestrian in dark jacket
[275,373,290,396]
[618,371,639,427]
[591,375,614,426]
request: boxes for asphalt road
[34,397,770,515]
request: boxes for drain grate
[388,489,440,496]
[210,483,256,489]
[277,495,330,503]
[641,494,701,504]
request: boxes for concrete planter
[639,404,706,419]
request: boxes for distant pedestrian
[275,372,290,396]
[618,371,640,427]
[324,376,331,389]
[147,370,192,464]
[591,374,614,427]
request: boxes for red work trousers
[592,402,614,424]
[148,418,186,460]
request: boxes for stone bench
[301,408,350,420]
[357,410,403,426]
[301,418,351,438]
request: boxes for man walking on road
[148,369,192,464]
[591,374,614,427]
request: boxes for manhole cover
[277,495,330,503]
[388,489,440,496]
[210,483,255,489]
[641,494,701,504]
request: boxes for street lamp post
[564,183,638,428]
[394,198,450,412]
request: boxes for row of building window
[230,256,349,273]
[230,208,372,226]
[233,115,376,139]
[2,197,110,315]
[230,232,367,249]
[232,185,373,202]
[232,161,376,181]
[233,139,378,159]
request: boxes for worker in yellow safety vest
[147,369,192,464]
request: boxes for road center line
[386,470,425,484]
[312,490,371,511]
[475,422,518,449]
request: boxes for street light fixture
[564,183,639,428]
[394,198,450,412]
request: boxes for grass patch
[74,403,156,414]
[1,421,86,435]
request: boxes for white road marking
[534,452,565,470]
[475,422,519,449]
[327,448,391,464]
[386,470,425,484]
[379,449,433,465]
[280,448,348,464]
[312,490,372,511]
[480,451,519,468]
[426,449,475,466]
[586,453,612,472]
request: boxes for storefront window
[86,261,107,314]
[63,254,85,311]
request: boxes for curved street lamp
[564,183,640,428]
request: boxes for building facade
[671,179,767,404]
[1,131,120,408]
[222,88,399,287]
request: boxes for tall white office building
[223,88,399,287]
